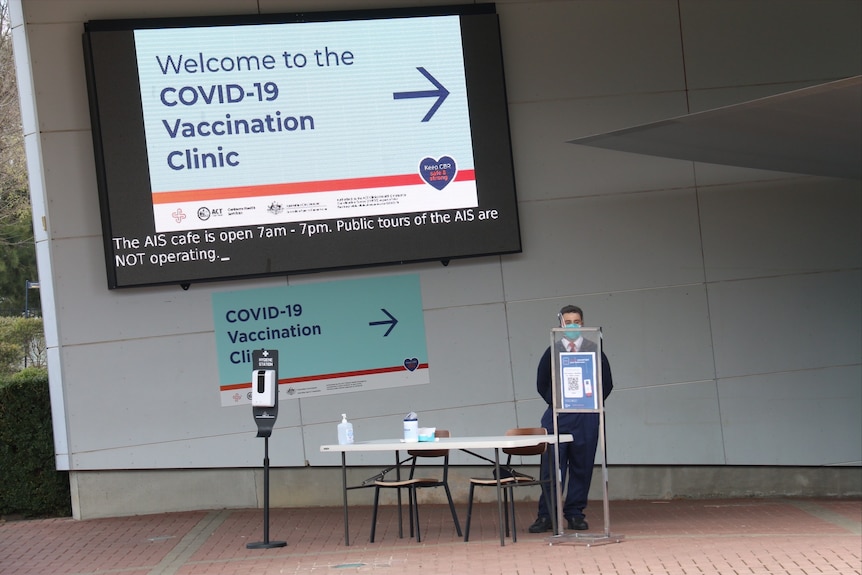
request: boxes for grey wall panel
[719,366,862,465]
[503,189,704,301]
[680,0,862,89]
[607,381,725,465]
[24,22,90,133]
[69,427,306,469]
[40,132,101,239]
[692,165,810,189]
[21,0,260,23]
[708,271,862,378]
[45,346,69,469]
[415,259,506,310]
[576,287,715,391]
[50,237,289,346]
[513,396,550,434]
[260,0,453,15]
[499,0,684,102]
[60,334,298,463]
[506,299,571,403]
[700,179,862,282]
[287,258,507,311]
[32,239,57,346]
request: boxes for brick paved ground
[1,498,859,575]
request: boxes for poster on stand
[559,351,598,411]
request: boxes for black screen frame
[83,3,520,289]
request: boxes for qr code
[566,370,582,396]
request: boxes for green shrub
[0,367,71,517]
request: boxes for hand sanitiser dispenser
[247,350,286,549]
[251,369,276,407]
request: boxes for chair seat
[411,476,441,484]
[374,477,438,487]
[468,475,535,486]
[463,427,551,543]
[370,429,461,543]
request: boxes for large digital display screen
[83,4,520,289]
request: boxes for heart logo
[404,358,419,371]
[419,156,457,190]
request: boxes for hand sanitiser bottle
[337,414,354,445]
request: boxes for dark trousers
[537,409,600,519]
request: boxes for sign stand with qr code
[548,326,623,546]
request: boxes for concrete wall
[69,466,862,520]
[11,0,861,519]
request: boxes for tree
[0,316,45,375]
[0,0,38,316]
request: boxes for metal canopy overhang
[568,76,862,180]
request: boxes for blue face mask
[564,323,581,340]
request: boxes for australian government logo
[268,201,284,216]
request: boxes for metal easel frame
[548,326,623,546]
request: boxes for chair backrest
[408,429,450,458]
[502,427,547,457]
[408,430,452,481]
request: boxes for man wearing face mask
[528,304,614,533]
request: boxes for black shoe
[566,516,589,530]
[528,516,553,533]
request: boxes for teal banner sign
[212,274,429,406]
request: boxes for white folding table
[320,434,572,546]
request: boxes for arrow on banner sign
[393,67,450,122]
[369,308,399,336]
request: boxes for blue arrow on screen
[393,67,450,122]
[369,308,399,337]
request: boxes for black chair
[370,429,462,542]
[463,427,551,542]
